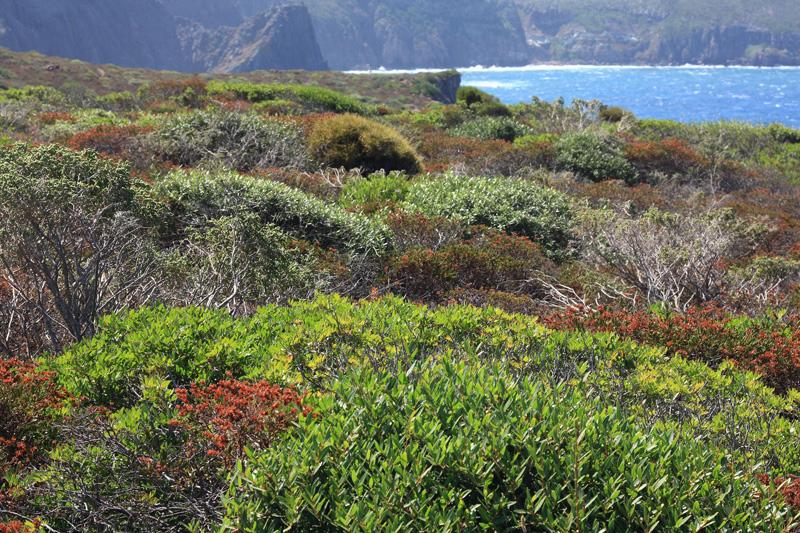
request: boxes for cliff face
[643,26,800,66]
[1,0,799,71]
[178,6,327,72]
[0,0,190,70]
[515,2,800,66]
[0,0,326,72]
[235,0,531,70]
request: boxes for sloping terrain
[0,47,459,108]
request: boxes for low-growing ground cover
[2,296,798,530]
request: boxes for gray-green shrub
[157,170,390,255]
[156,109,308,171]
[451,116,533,142]
[556,132,639,183]
[404,174,574,259]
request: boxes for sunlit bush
[308,114,422,174]
[556,132,639,183]
[404,174,575,259]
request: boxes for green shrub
[207,80,371,115]
[556,132,639,183]
[456,86,499,107]
[338,172,410,210]
[96,91,136,111]
[634,118,690,141]
[599,105,627,123]
[47,295,799,471]
[49,305,255,407]
[309,114,422,174]
[252,98,300,116]
[407,104,470,128]
[0,85,65,105]
[46,294,637,405]
[768,123,800,144]
[156,109,308,171]
[225,359,794,531]
[404,174,575,259]
[451,116,533,142]
[472,100,512,117]
[157,170,390,254]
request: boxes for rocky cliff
[515,1,800,66]
[1,0,799,70]
[0,0,326,72]
[177,6,327,72]
[233,0,532,70]
[0,0,190,70]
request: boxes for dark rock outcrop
[178,6,327,72]
[236,0,531,70]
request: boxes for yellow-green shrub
[309,114,422,174]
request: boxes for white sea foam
[348,64,800,75]
[466,80,526,89]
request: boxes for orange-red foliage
[544,306,800,393]
[67,124,153,158]
[37,112,75,125]
[758,474,800,510]
[418,130,554,175]
[171,378,308,467]
[0,359,69,471]
[625,138,706,177]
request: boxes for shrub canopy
[309,114,422,174]
[404,174,575,259]
[556,132,639,183]
[157,170,391,255]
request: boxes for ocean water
[459,66,800,127]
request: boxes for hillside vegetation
[0,48,460,109]
[1,63,800,531]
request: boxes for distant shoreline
[350,64,800,75]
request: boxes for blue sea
[459,66,800,127]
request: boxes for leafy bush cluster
[556,132,639,183]
[451,116,533,142]
[3,295,795,530]
[338,171,411,211]
[404,174,575,259]
[228,360,790,531]
[308,114,422,174]
[207,80,371,115]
